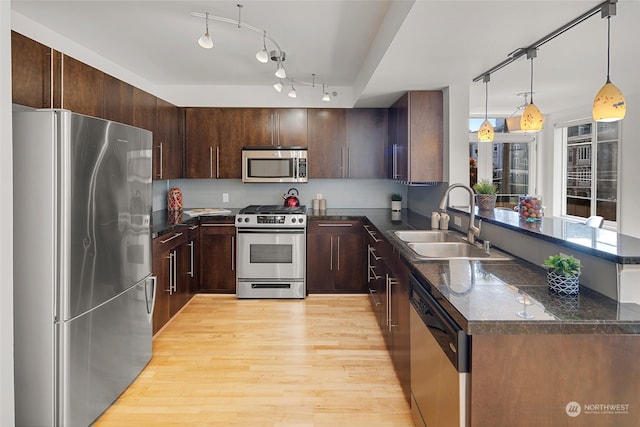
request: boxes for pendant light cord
[529,58,534,104]
[484,80,489,121]
[606,15,611,83]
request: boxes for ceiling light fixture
[322,84,331,102]
[288,81,297,99]
[477,74,495,142]
[592,2,626,122]
[191,5,335,101]
[198,12,213,49]
[256,30,269,63]
[520,49,544,132]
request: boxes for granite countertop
[152,208,240,238]
[152,207,640,335]
[450,206,640,264]
[328,208,640,335]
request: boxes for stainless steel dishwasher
[409,273,470,427]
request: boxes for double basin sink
[392,230,512,261]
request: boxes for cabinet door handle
[157,142,163,179]
[188,224,200,230]
[336,236,341,270]
[159,232,183,244]
[188,241,194,278]
[270,113,275,146]
[172,251,178,294]
[329,236,334,271]
[276,113,280,146]
[165,252,174,295]
[386,274,390,328]
[216,146,220,178]
[208,146,213,178]
[347,146,351,178]
[392,144,399,179]
[231,236,235,271]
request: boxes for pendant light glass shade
[478,120,495,142]
[273,81,283,93]
[478,75,494,142]
[520,52,544,132]
[520,102,544,131]
[592,16,625,122]
[593,81,626,121]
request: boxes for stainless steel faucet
[438,183,482,244]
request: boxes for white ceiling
[11,0,640,117]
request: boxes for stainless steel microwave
[242,146,308,183]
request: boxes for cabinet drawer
[153,229,188,250]
[308,220,363,234]
[200,220,236,235]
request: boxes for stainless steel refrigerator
[13,108,155,427]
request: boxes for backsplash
[153,179,408,210]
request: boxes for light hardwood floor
[94,294,414,427]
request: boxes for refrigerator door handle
[146,276,157,316]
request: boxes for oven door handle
[237,229,305,234]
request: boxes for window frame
[558,119,620,229]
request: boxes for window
[470,119,535,209]
[561,121,618,222]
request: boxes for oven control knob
[237,217,242,222]
[298,218,304,223]
[244,217,250,223]
[291,218,296,223]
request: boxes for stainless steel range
[235,205,307,299]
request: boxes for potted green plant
[473,179,498,210]
[391,193,402,211]
[543,253,581,295]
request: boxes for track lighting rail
[191,5,335,101]
[472,0,616,82]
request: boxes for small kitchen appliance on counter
[235,205,307,298]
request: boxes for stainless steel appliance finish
[236,205,307,298]
[409,274,470,427]
[242,146,308,183]
[13,109,154,427]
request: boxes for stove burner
[239,205,307,215]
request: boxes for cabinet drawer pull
[159,232,183,244]
[188,224,200,230]
[363,225,382,242]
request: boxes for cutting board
[184,208,232,217]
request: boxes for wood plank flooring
[94,294,414,427]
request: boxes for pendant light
[520,49,544,132]
[592,11,626,122]
[478,74,495,142]
[198,12,213,49]
[288,80,297,99]
[273,81,283,93]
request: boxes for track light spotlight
[273,81,283,93]
[256,31,269,63]
[288,83,297,99]
[198,12,213,49]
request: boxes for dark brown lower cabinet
[199,219,236,293]
[307,220,364,293]
[363,221,410,403]
[152,229,188,334]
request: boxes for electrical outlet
[223,193,229,203]
[454,216,462,226]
